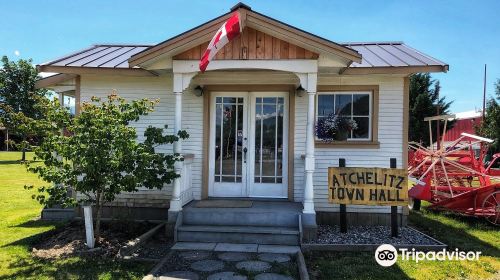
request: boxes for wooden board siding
[294,75,405,214]
[173,27,319,60]
[78,75,175,207]
[78,72,406,217]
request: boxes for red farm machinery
[408,115,500,225]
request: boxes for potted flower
[316,113,358,142]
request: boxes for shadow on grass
[0,255,151,280]
[0,160,25,165]
[1,220,66,250]
[305,251,411,280]
[0,160,41,165]
[409,209,500,258]
[0,220,151,280]
[9,219,65,229]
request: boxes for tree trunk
[94,193,103,243]
[21,136,26,162]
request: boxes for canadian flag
[199,12,241,72]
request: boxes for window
[317,92,372,140]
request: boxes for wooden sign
[328,167,408,206]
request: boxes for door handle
[243,147,248,163]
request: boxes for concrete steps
[176,200,302,245]
[177,225,300,245]
[182,207,298,227]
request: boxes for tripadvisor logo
[375,244,398,267]
[375,244,482,267]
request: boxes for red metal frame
[408,115,500,225]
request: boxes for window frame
[316,91,372,141]
[315,85,380,148]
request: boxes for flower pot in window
[334,130,349,141]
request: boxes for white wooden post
[58,92,64,107]
[83,205,95,248]
[169,91,183,213]
[294,72,318,241]
[168,72,196,222]
[303,73,317,215]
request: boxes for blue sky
[1,0,498,112]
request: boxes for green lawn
[307,205,500,280]
[0,152,153,280]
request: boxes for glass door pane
[254,97,284,184]
[214,97,244,183]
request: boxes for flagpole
[482,64,487,124]
[480,64,487,164]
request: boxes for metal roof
[39,42,447,70]
[40,44,152,69]
[345,42,447,68]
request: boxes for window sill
[315,141,380,149]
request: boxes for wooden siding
[79,75,175,207]
[78,72,405,215]
[294,75,405,214]
[173,27,319,60]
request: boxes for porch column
[168,90,183,219]
[168,72,196,223]
[302,72,318,240]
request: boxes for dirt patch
[131,230,173,260]
[32,220,155,259]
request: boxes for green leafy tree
[25,93,188,240]
[409,73,453,146]
[0,56,48,160]
[478,79,500,153]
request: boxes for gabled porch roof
[127,2,362,68]
[36,2,449,84]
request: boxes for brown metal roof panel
[84,46,134,67]
[394,44,444,66]
[99,46,141,67]
[66,46,122,67]
[50,46,108,66]
[377,44,425,66]
[369,45,409,67]
[40,45,98,66]
[113,47,152,68]
[350,46,389,67]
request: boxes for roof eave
[37,65,158,77]
[35,73,77,89]
[342,65,449,75]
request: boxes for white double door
[209,91,288,198]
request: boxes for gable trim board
[128,7,361,68]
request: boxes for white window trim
[315,91,373,141]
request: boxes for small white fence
[180,154,194,206]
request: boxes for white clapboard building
[36,3,448,243]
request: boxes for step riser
[182,211,298,227]
[178,231,299,245]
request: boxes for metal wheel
[482,191,500,226]
[409,197,421,211]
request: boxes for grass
[0,152,153,280]
[306,204,500,280]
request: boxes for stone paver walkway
[154,248,298,280]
